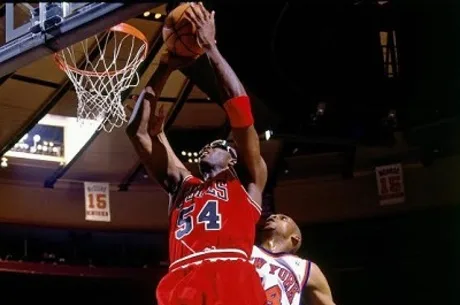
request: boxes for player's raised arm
[304,263,336,305]
[126,54,191,194]
[186,2,268,205]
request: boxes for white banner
[84,182,111,222]
[375,163,405,206]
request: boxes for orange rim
[54,23,149,77]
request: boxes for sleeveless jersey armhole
[301,260,312,288]
[168,175,194,214]
[227,168,262,215]
[240,185,262,215]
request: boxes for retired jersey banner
[375,163,405,206]
[84,182,111,222]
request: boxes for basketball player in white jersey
[251,214,336,305]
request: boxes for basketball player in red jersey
[126,3,267,305]
[252,214,336,305]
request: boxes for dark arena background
[0,1,459,304]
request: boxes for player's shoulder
[171,174,202,199]
[291,255,310,270]
[182,174,203,187]
[218,168,242,183]
[282,252,309,267]
[251,245,263,255]
[251,245,306,261]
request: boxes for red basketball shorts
[156,259,266,305]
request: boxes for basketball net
[54,23,149,133]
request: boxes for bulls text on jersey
[184,181,229,202]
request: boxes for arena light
[6,124,65,163]
[383,109,397,129]
[388,109,396,119]
[1,157,7,168]
[143,11,151,17]
[154,13,162,19]
[310,102,327,125]
[182,150,200,163]
[265,130,273,141]
[316,102,326,115]
[4,114,101,165]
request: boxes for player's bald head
[290,221,302,253]
[262,214,302,254]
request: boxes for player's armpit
[305,263,336,305]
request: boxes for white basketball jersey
[251,246,311,305]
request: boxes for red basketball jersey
[167,169,261,268]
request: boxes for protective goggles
[199,139,237,160]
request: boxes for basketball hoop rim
[53,23,149,77]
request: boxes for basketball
[162,3,204,58]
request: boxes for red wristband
[223,96,254,128]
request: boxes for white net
[55,24,148,133]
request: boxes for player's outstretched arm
[186,2,267,205]
[304,263,336,305]
[126,57,190,194]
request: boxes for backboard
[0,2,158,78]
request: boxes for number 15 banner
[84,182,111,222]
[375,163,405,206]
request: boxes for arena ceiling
[0,1,459,196]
